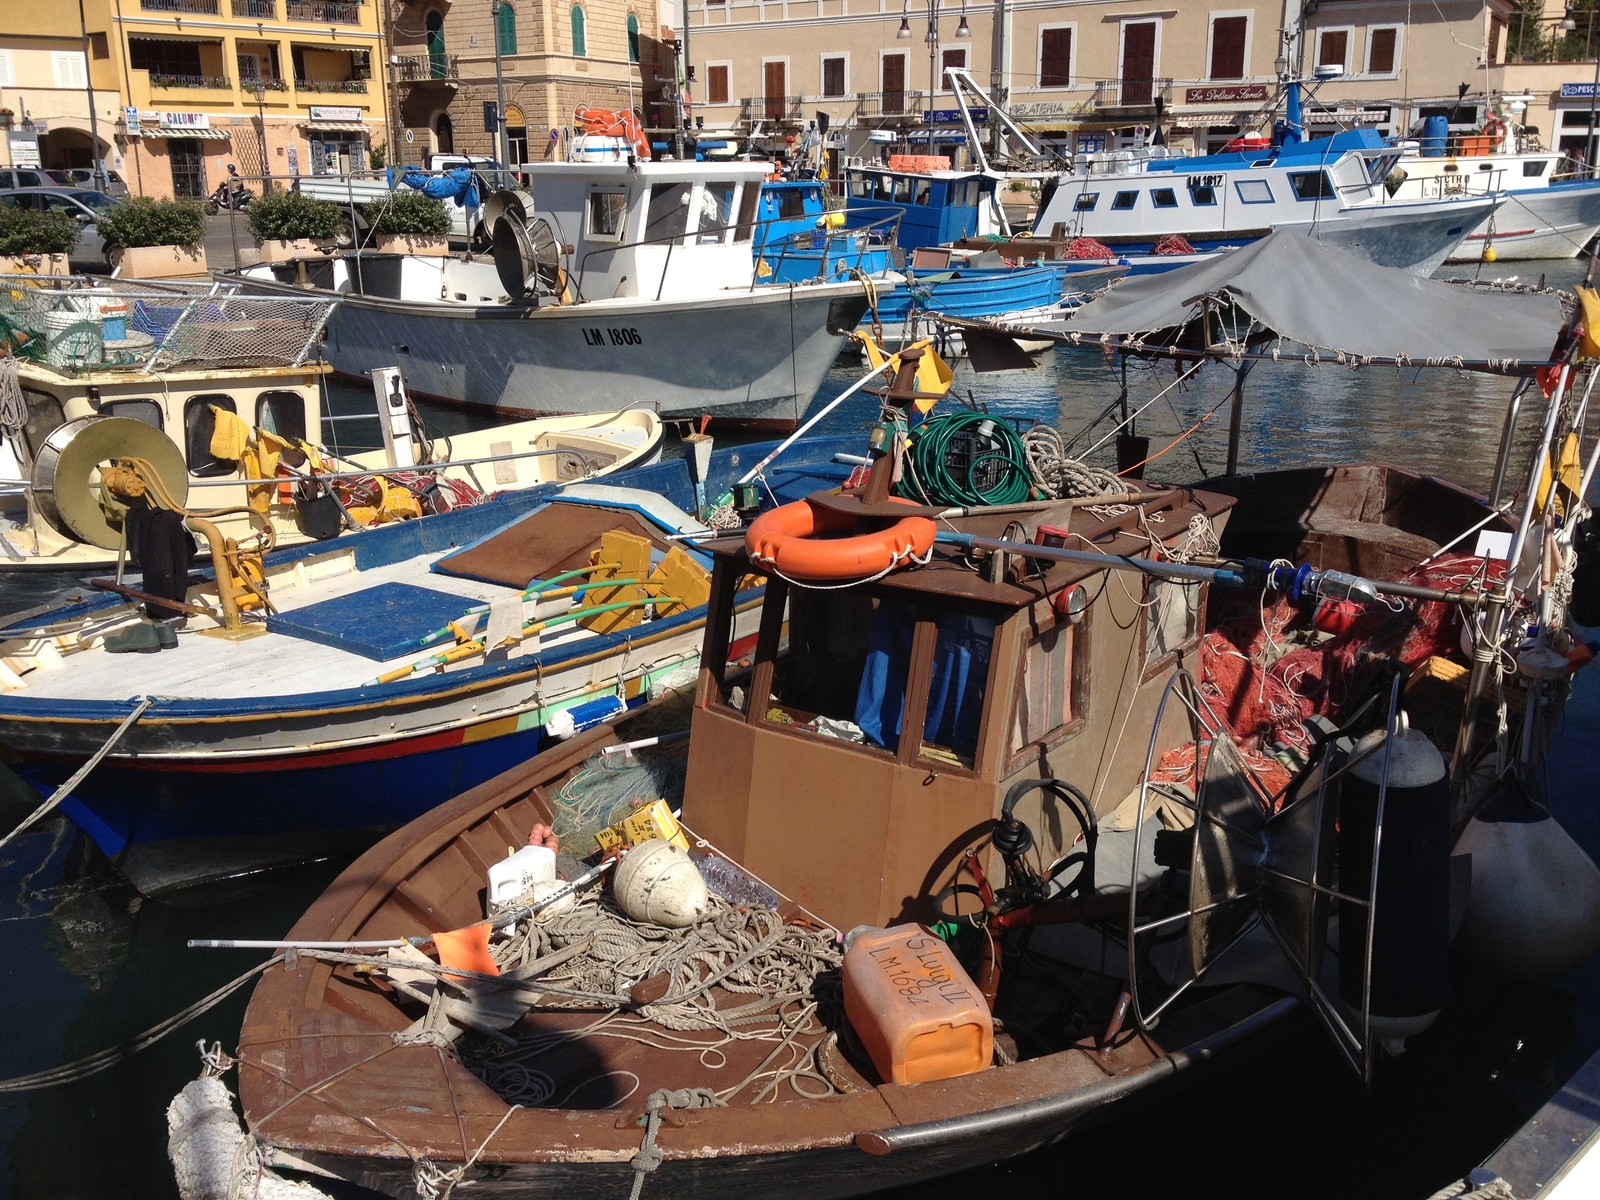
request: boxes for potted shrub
[364,189,451,255]
[246,190,343,263]
[0,205,77,275]
[98,196,207,278]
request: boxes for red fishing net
[1152,234,1199,256]
[1066,237,1117,260]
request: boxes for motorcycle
[204,180,253,215]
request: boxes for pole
[76,0,107,193]
[376,0,399,168]
[254,86,270,192]
[1224,358,1254,476]
[989,0,1008,159]
[493,1,510,171]
[737,356,895,484]
[679,0,692,159]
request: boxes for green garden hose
[897,412,1037,507]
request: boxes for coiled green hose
[897,412,1036,507]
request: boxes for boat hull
[314,283,868,430]
[1448,181,1600,261]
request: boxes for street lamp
[491,1,511,172]
[252,81,269,192]
[897,0,968,105]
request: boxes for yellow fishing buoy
[1484,245,1499,263]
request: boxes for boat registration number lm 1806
[583,327,644,346]
[1186,174,1225,189]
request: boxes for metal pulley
[30,415,189,549]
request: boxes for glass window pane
[20,389,65,459]
[102,399,163,429]
[185,394,237,478]
[918,612,994,765]
[645,182,693,242]
[257,390,306,441]
[734,182,760,242]
[586,191,628,241]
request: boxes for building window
[435,111,454,154]
[940,46,965,89]
[89,33,110,59]
[707,63,729,104]
[1366,26,1398,74]
[1120,20,1157,106]
[1317,28,1349,72]
[1488,17,1504,65]
[497,3,517,55]
[821,55,845,98]
[426,10,446,77]
[52,51,87,90]
[1209,15,1247,80]
[627,13,639,62]
[505,105,527,166]
[763,60,787,120]
[0,51,12,87]
[881,52,907,110]
[1040,27,1071,87]
[571,5,586,57]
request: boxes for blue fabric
[853,606,994,754]
[400,166,479,208]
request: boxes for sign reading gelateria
[1184,85,1270,104]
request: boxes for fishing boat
[0,275,663,579]
[236,159,869,432]
[1386,120,1600,262]
[212,234,1600,1196]
[1029,81,1500,277]
[0,431,869,894]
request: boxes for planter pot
[111,244,208,279]
[375,233,449,256]
[254,238,339,264]
[0,253,69,276]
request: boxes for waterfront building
[0,4,125,182]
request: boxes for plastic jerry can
[842,925,994,1085]
[485,844,556,912]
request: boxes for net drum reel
[30,415,189,549]
[1124,670,1446,1081]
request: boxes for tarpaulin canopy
[1045,230,1566,373]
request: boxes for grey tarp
[1054,229,1564,370]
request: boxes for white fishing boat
[237,159,869,431]
[0,276,662,580]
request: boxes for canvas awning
[302,121,368,134]
[138,126,233,140]
[1044,230,1564,372]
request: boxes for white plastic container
[486,843,557,911]
[42,310,103,369]
[569,134,628,162]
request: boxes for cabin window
[1142,579,1202,677]
[893,177,916,203]
[19,389,64,459]
[1151,187,1178,208]
[777,188,809,220]
[1111,190,1138,210]
[1074,192,1099,211]
[1525,160,1548,177]
[912,180,932,206]
[848,176,871,199]
[765,590,915,751]
[1235,178,1273,203]
[916,612,994,767]
[257,391,307,441]
[1010,617,1080,758]
[699,182,737,243]
[586,191,628,243]
[185,395,238,478]
[876,175,897,203]
[1189,183,1216,205]
[102,399,163,429]
[734,182,760,242]
[950,179,980,206]
[645,182,694,243]
[1289,170,1336,200]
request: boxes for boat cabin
[751,179,895,283]
[681,485,1235,931]
[842,164,1002,250]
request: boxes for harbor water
[1,260,1598,1198]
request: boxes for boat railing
[572,210,901,302]
[754,210,905,287]
[0,275,338,374]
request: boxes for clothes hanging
[124,505,193,620]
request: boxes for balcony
[286,0,362,23]
[1089,77,1173,116]
[393,53,459,82]
[1503,11,1600,64]
[140,0,220,11]
[242,76,290,91]
[739,94,806,122]
[296,77,368,92]
[232,0,275,15]
[151,73,232,89]
[856,90,926,118]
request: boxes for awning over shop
[303,121,369,134]
[138,126,233,140]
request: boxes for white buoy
[613,838,710,928]
[1455,779,1600,980]
[168,1076,332,1200]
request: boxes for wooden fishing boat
[0,274,662,578]
[220,236,1599,1196]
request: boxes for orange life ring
[745,496,937,584]
[1483,115,1508,141]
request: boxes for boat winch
[30,415,188,549]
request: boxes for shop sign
[1013,101,1072,117]
[1184,84,1270,104]
[160,111,210,129]
[922,108,986,123]
[7,131,39,167]
[1076,131,1107,154]
[309,105,362,122]
[123,105,140,129]
[1560,83,1600,99]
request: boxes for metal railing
[737,94,806,121]
[150,74,232,90]
[393,52,459,81]
[241,76,291,91]
[140,0,220,11]
[856,89,927,117]
[286,0,362,21]
[1090,77,1174,109]
[295,78,369,93]
[231,0,275,14]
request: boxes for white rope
[0,695,153,852]
[1022,423,1122,499]
[0,356,25,434]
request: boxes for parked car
[0,188,119,271]
[0,167,72,190]
[55,168,130,200]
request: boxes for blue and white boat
[0,434,862,894]
[752,178,894,284]
[1031,85,1501,277]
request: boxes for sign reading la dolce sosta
[1184,84,1271,104]
[309,106,362,122]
